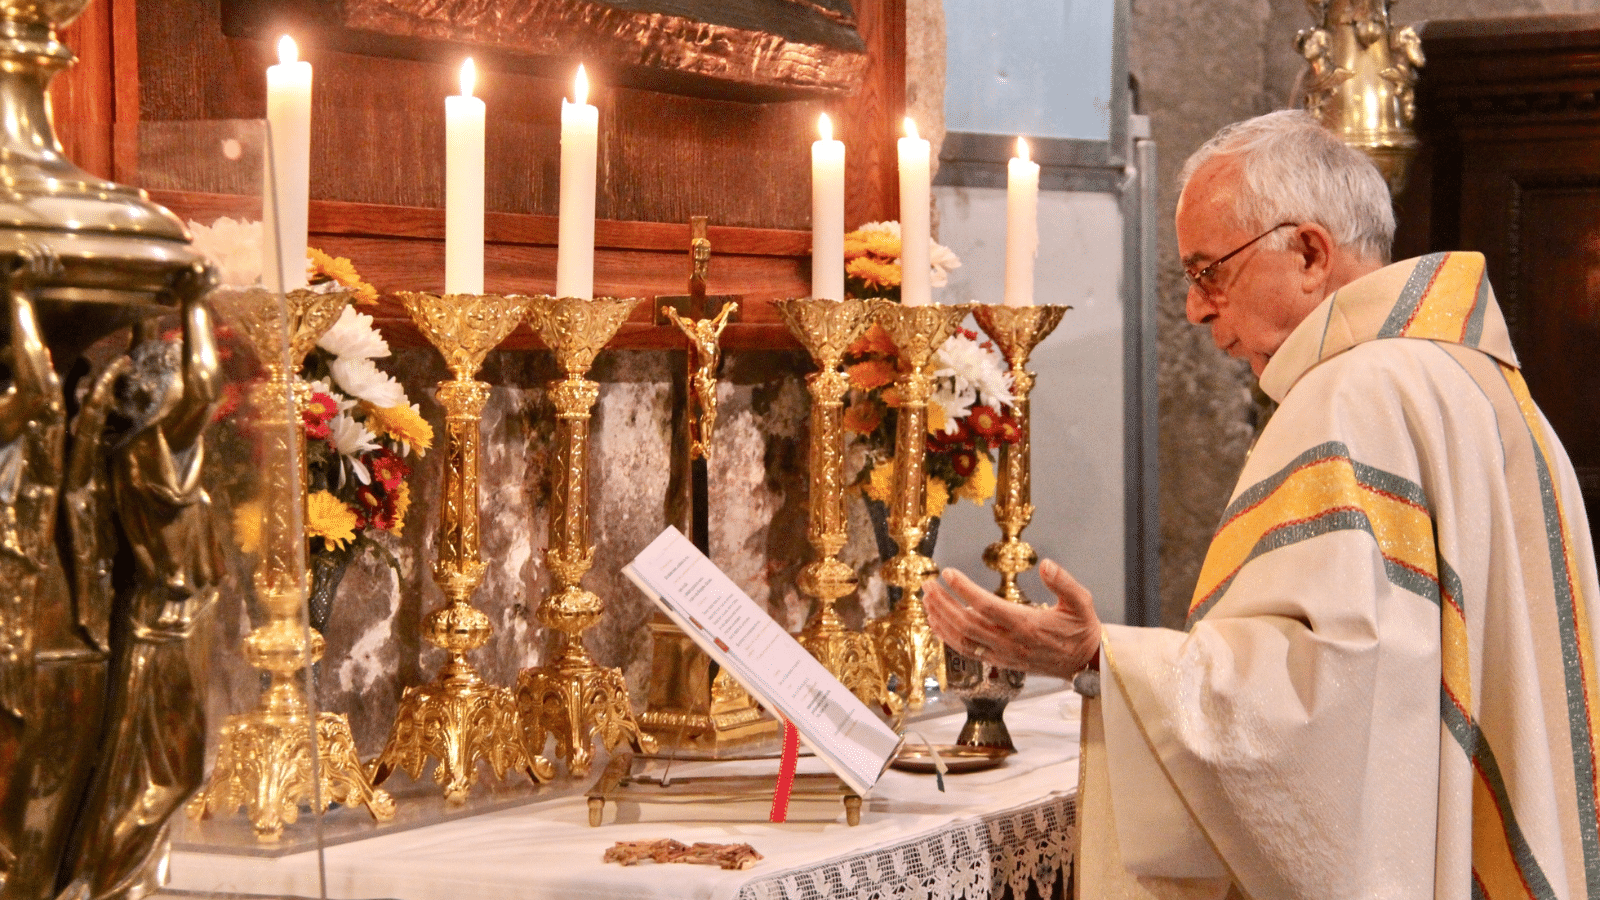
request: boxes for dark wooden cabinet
[1399,13,1600,540]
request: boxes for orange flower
[847,359,897,392]
[844,228,900,259]
[882,386,902,408]
[846,256,901,290]
[843,401,883,434]
[847,323,898,358]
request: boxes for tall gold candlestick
[370,293,554,803]
[867,302,972,710]
[517,296,657,776]
[775,298,893,710]
[942,303,1069,751]
[188,288,395,842]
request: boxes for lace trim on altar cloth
[735,794,1076,900]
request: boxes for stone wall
[1131,0,1600,626]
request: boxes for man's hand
[923,559,1102,680]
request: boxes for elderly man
[925,109,1599,900]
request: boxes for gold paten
[1297,0,1424,192]
[369,292,554,802]
[775,298,894,710]
[517,296,658,776]
[971,305,1069,604]
[187,288,396,842]
[867,302,972,710]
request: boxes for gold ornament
[867,302,972,710]
[775,298,895,710]
[369,292,554,803]
[188,288,395,842]
[516,296,658,776]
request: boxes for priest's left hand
[923,559,1102,680]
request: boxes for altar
[164,689,1082,900]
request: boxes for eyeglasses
[1183,222,1299,297]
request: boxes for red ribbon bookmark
[769,718,800,823]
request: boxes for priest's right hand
[923,559,1102,680]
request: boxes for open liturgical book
[624,527,904,796]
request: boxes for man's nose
[1186,285,1217,325]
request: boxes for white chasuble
[1091,253,1600,900]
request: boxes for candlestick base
[798,601,894,711]
[187,682,395,842]
[518,646,659,778]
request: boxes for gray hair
[1178,110,1395,264]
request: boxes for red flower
[948,449,978,477]
[370,448,409,491]
[301,391,339,440]
[930,417,973,447]
[995,414,1023,444]
[966,405,1003,439]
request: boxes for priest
[924,110,1600,900]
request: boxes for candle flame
[904,117,919,140]
[277,35,298,66]
[818,113,833,142]
[1017,137,1030,163]
[573,64,589,106]
[460,58,476,98]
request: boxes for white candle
[1004,137,1040,307]
[264,35,312,293]
[897,117,932,306]
[811,113,845,301]
[445,58,485,295]
[556,65,598,300]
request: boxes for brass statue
[662,301,737,461]
[1296,0,1424,192]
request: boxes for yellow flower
[845,229,899,260]
[232,498,264,556]
[391,482,412,537]
[306,490,360,550]
[865,461,950,518]
[926,402,947,435]
[846,256,901,290]
[307,247,380,304]
[954,454,996,505]
[866,460,894,503]
[364,403,434,456]
[925,477,950,518]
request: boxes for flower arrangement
[190,218,432,575]
[838,222,1019,516]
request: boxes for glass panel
[944,0,1118,142]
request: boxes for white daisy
[317,306,390,360]
[327,412,379,485]
[329,357,406,408]
[187,217,263,288]
[935,334,1014,409]
[929,241,962,288]
[857,221,900,237]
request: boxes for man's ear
[1294,223,1336,291]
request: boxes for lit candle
[897,117,931,306]
[264,35,312,293]
[445,58,485,295]
[811,113,845,301]
[1004,137,1039,307]
[557,65,598,300]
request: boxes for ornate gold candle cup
[369,292,554,803]
[188,288,395,842]
[941,303,1069,751]
[516,296,658,776]
[774,298,894,709]
[867,302,972,710]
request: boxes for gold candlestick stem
[972,305,1069,603]
[188,288,394,842]
[517,296,658,776]
[774,298,892,710]
[867,302,972,710]
[370,293,553,803]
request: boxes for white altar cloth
[165,689,1081,900]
